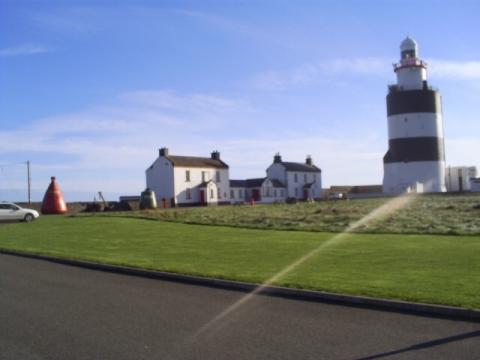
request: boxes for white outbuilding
[229,178,286,203]
[446,166,478,192]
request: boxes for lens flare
[193,193,417,338]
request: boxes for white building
[471,178,480,192]
[147,149,322,206]
[229,178,286,203]
[230,154,322,203]
[266,154,322,200]
[146,148,230,207]
[446,166,478,192]
[383,37,447,194]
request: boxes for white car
[0,202,40,222]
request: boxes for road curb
[1,248,479,322]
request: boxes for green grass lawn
[90,193,480,235]
[1,215,479,309]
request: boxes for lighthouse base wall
[383,161,446,195]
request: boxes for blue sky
[1,0,480,201]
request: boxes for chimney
[274,153,282,163]
[159,147,169,157]
[211,150,220,160]
[306,155,313,166]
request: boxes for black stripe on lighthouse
[387,89,442,116]
[383,137,445,163]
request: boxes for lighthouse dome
[400,36,418,59]
[400,36,417,51]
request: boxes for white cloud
[428,59,480,80]
[253,57,480,90]
[0,44,50,57]
[119,90,243,113]
[253,58,390,90]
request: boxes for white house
[266,154,322,200]
[146,148,230,207]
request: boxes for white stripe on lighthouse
[387,113,444,140]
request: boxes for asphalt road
[0,254,479,360]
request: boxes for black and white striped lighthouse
[383,37,446,194]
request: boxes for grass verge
[1,215,479,309]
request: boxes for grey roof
[230,178,286,188]
[280,162,321,173]
[230,180,247,187]
[246,178,266,188]
[166,155,228,169]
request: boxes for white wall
[446,166,478,192]
[383,161,447,194]
[471,178,480,192]
[230,187,246,203]
[259,179,286,203]
[146,156,174,204]
[267,163,321,199]
[396,66,427,90]
[173,167,230,204]
[285,171,321,199]
[266,163,287,184]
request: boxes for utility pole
[26,161,31,204]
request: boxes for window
[294,173,298,183]
[185,170,190,182]
[295,188,298,196]
[304,173,307,183]
[230,189,234,199]
[216,171,220,182]
[239,189,243,198]
[210,189,214,199]
[314,174,317,183]
[202,171,208,182]
[1,204,18,210]
[274,189,277,197]
[217,188,221,199]
[224,192,227,199]
[186,188,191,200]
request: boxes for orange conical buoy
[41,176,68,214]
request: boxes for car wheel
[24,213,34,223]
